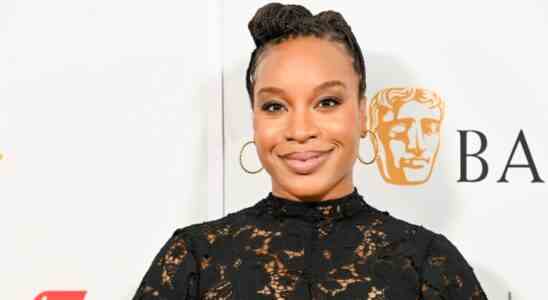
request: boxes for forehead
[382,100,441,122]
[253,36,358,95]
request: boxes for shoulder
[359,206,486,295]
[170,205,259,249]
[360,203,438,246]
[366,206,485,290]
[375,209,471,267]
[356,204,464,265]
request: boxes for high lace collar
[255,186,370,223]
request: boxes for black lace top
[132,187,488,299]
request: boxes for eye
[317,97,341,109]
[261,101,285,113]
[423,119,440,135]
[388,121,410,139]
[391,124,407,134]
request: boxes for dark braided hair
[246,2,366,107]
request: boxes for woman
[132,3,488,299]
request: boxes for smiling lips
[280,149,333,174]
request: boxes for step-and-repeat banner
[2,0,547,299]
[223,1,547,300]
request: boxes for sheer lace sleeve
[132,228,200,300]
[419,233,488,299]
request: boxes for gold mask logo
[370,87,445,185]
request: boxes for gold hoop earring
[358,129,379,165]
[239,140,264,174]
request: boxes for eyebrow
[256,80,347,98]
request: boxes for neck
[271,175,355,203]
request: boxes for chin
[402,167,432,183]
[278,174,334,198]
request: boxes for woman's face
[252,36,366,201]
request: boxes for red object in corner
[34,291,87,300]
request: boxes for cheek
[324,107,360,139]
[389,141,406,157]
[322,113,360,165]
[253,120,283,159]
[423,135,440,153]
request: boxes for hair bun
[316,10,350,30]
[248,2,313,47]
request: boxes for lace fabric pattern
[132,188,488,300]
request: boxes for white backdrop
[223,1,548,300]
[1,0,222,299]
[2,0,548,299]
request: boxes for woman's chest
[196,221,421,299]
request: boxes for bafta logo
[370,87,445,185]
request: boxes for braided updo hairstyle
[246,2,366,107]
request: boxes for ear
[359,95,368,136]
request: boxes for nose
[284,109,320,143]
[407,122,425,155]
